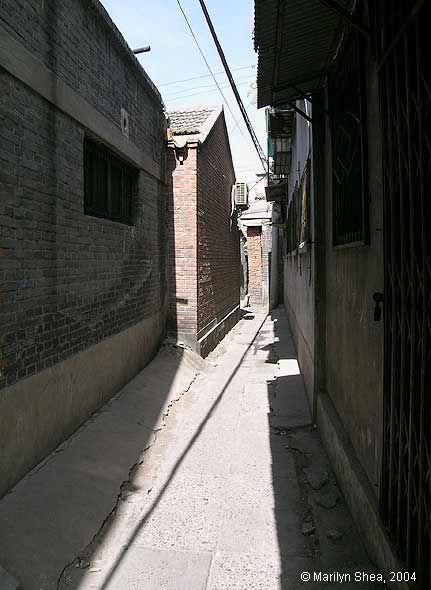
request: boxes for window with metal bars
[286,184,300,255]
[299,159,311,252]
[84,139,137,224]
[329,29,369,247]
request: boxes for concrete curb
[0,566,20,590]
[316,391,407,590]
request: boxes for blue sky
[100,0,267,191]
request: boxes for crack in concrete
[56,360,202,589]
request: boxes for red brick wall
[197,114,240,334]
[247,226,262,305]
[167,145,198,337]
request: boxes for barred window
[329,30,369,247]
[84,139,137,224]
[299,159,311,252]
[285,159,311,255]
[286,185,299,255]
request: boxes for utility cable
[175,0,254,151]
[163,75,255,99]
[158,64,255,87]
[196,0,267,172]
[165,80,254,103]
[248,175,266,191]
[228,94,256,135]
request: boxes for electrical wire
[164,80,254,103]
[175,0,253,151]
[163,75,255,99]
[228,94,256,135]
[158,64,255,87]
[196,0,267,172]
[248,175,266,191]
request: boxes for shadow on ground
[57,309,265,590]
[267,308,386,589]
[0,343,207,590]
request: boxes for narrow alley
[0,310,382,589]
[1,1,429,588]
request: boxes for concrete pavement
[0,308,383,589]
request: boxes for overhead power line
[175,0,253,151]
[163,74,255,99]
[196,0,267,172]
[228,94,256,135]
[248,176,266,191]
[158,65,255,87]
[165,80,254,103]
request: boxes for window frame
[84,138,137,225]
[329,29,369,248]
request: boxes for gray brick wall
[0,0,167,390]
[0,0,165,161]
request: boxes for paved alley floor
[0,308,383,590]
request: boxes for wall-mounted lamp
[175,147,186,166]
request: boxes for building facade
[255,1,430,588]
[239,200,273,309]
[167,107,240,356]
[0,0,167,497]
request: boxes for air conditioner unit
[235,182,249,209]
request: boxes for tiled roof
[167,107,219,136]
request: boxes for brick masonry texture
[261,223,272,307]
[167,112,240,348]
[167,146,198,336]
[0,0,164,162]
[247,226,263,305]
[197,115,239,334]
[0,0,167,390]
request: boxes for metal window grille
[84,139,136,224]
[329,29,369,247]
[299,158,311,251]
[375,1,431,587]
[286,185,300,254]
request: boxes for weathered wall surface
[282,64,383,489]
[0,0,167,495]
[167,146,198,346]
[283,105,315,406]
[197,114,239,347]
[0,0,164,160]
[322,57,384,489]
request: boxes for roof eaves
[254,0,350,108]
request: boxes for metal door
[375,2,431,586]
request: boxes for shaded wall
[197,114,240,353]
[282,56,384,490]
[322,55,384,489]
[283,104,315,407]
[0,0,167,496]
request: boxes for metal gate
[375,1,431,587]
